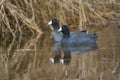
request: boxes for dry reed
[0,0,120,80]
[1,0,120,51]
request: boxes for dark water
[0,30,120,80]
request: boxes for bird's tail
[81,29,88,34]
[91,33,99,40]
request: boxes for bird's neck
[53,25,60,31]
[63,34,70,38]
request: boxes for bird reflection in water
[48,19,98,64]
[50,42,98,64]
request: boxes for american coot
[48,19,87,63]
[58,25,98,64]
[58,25,98,45]
[48,19,62,63]
[48,19,98,64]
[48,19,88,43]
[48,19,63,43]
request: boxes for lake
[0,29,120,80]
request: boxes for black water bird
[58,25,98,45]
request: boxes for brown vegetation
[0,0,120,80]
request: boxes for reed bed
[0,0,120,80]
[1,0,120,50]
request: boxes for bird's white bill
[48,20,52,25]
[87,29,88,34]
[58,26,62,32]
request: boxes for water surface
[0,29,120,80]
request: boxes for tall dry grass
[0,0,120,80]
[1,0,120,50]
